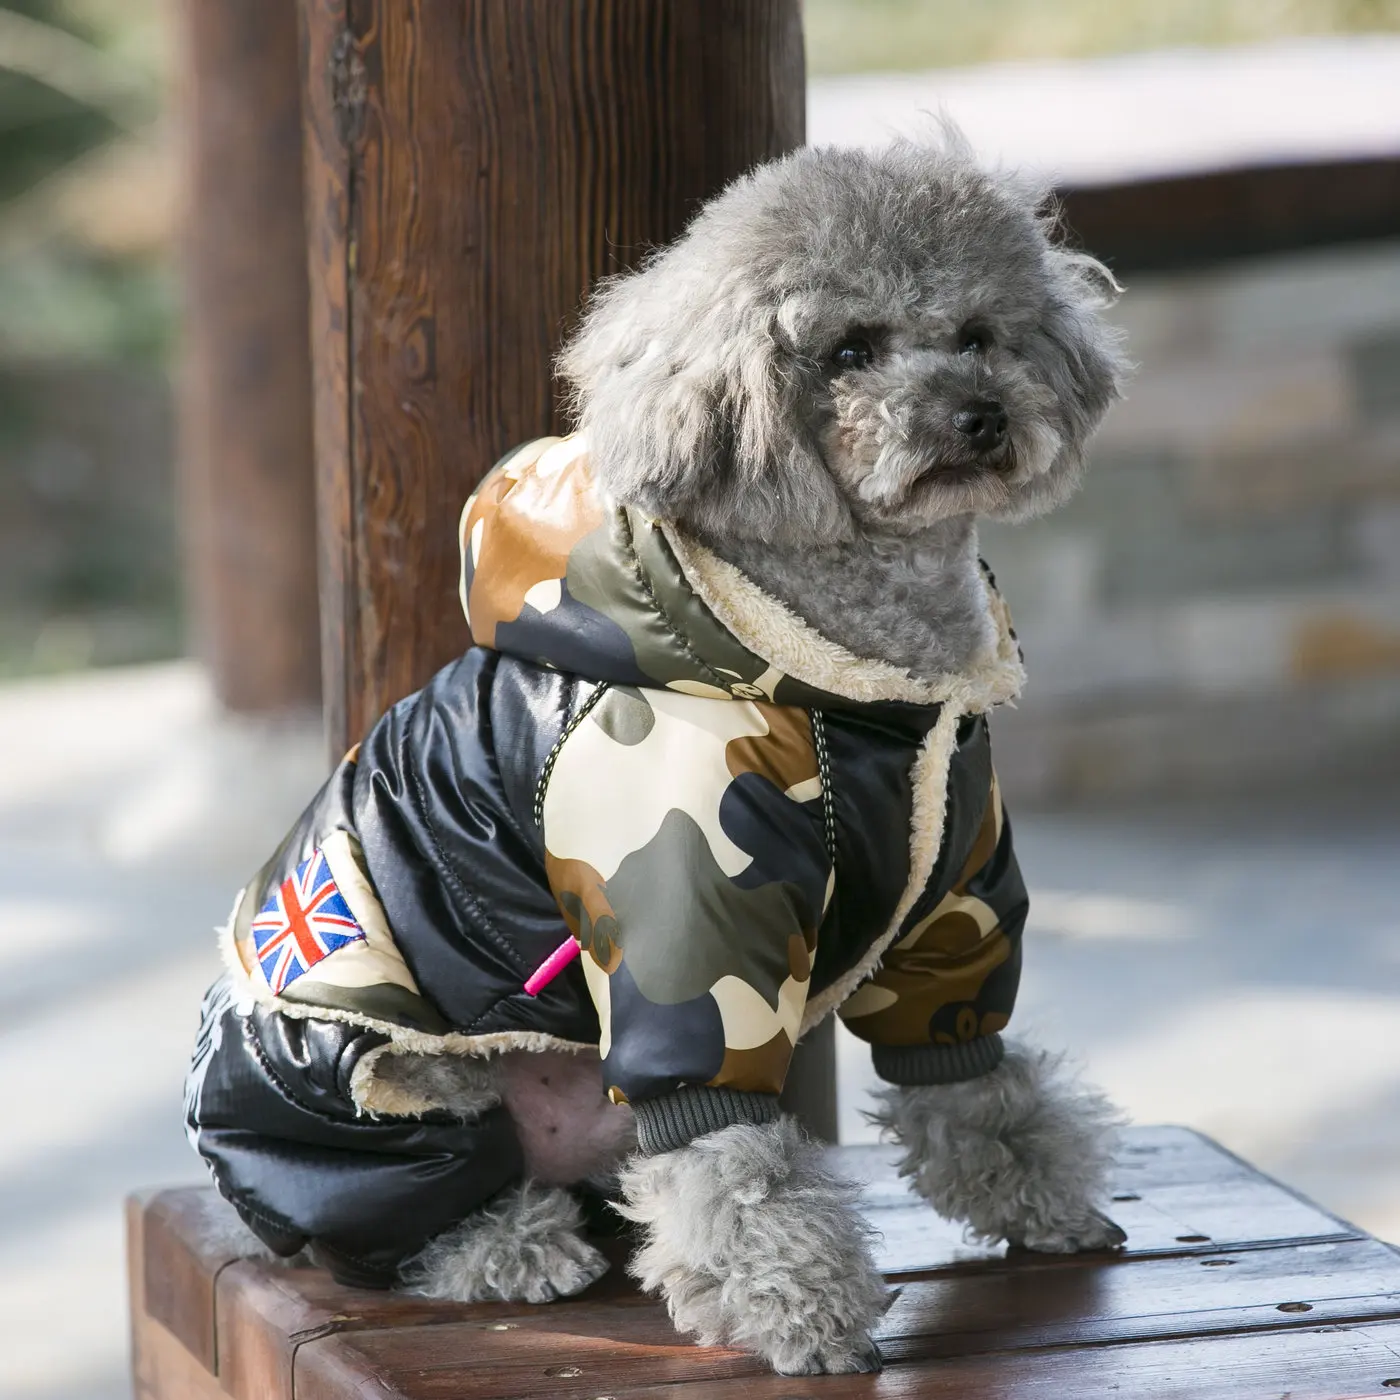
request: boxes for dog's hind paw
[514,1231,611,1302]
[402,1182,610,1304]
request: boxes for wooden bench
[130,1125,1400,1399]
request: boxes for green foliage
[805,0,1400,74]
[0,0,149,200]
[0,1,175,678]
[0,0,171,366]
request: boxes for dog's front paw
[617,1117,889,1374]
[773,1331,884,1376]
[403,1183,609,1304]
[1010,1206,1126,1254]
[872,1042,1128,1257]
[662,1266,887,1376]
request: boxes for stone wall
[986,239,1400,802]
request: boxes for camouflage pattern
[540,684,831,1104]
[460,435,871,713]
[838,771,1027,1049]
[218,431,1026,1108]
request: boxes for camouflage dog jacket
[187,434,1030,1285]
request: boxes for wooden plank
[297,0,354,753]
[127,1192,153,1397]
[1057,156,1400,276]
[137,1130,1399,1398]
[177,0,321,712]
[133,1317,228,1400]
[877,1238,1400,1361]
[835,1126,1362,1276]
[213,1245,635,1399]
[294,1323,766,1400]
[277,1236,1400,1395]
[214,1262,322,1400]
[139,1187,253,1373]
[129,1193,227,1400]
[298,0,806,755]
[294,1314,1400,1399]
[265,1237,1400,1359]
[779,1017,838,1141]
[351,1319,1400,1399]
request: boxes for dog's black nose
[952,399,1009,453]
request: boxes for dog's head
[560,133,1128,544]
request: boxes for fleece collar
[459,434,1024,717]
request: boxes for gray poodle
[439,133,1129,1367]
[188,132,1128,1378]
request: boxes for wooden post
[296,0,832,1131]
[297,0,805,752]
[178,0,321,713]
[780,1018,839,1142]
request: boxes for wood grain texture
[138,1183,253,1372]
[178,0,321,713]
[128,1193,227,1400]
[132,1318,229,1400]
[319,1321,1400,1400]
[131,1130,1400,1399]
[840,1126,1365,1276]
[297,0,805,752]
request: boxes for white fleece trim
[349,1042,440,1117]
[800,702,964,1033]
[346,1041,506,1118]
[660,525,1025,712]
[216,905,594,1062]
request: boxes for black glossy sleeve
[184,977,523,1288]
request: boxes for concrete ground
[1,661,1396,1400]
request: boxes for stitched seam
[534,682,611,828]
[227,1194,301,1241]
[811,708,836,870]
[474,663,534,854]
[618,511,733,691]
[405,758,525,973]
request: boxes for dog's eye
[830,339,874,372]
[958,325,993,355]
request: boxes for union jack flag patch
[250,849,367,994]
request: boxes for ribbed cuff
[632,1085,781,1155]
[872,1033,1005,1086]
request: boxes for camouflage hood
[459,434,1025,717]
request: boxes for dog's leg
[871,1040,1127,1252]
[616,1117,887,1375]
[402,1181,610,1303]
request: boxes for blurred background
[1,2,1397,1396]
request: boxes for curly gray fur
[560,129,1128,678]
[370,1050,502,1118]
[714,519,993,678]
[869,1041,1127,1252]
[402,1182,609,1303]
[615,1117,888,1375]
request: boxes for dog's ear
[1036,246,1131,437]
[1051,248,1124,310]
[559,256,852,544]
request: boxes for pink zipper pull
[523,936,582,996]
